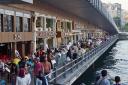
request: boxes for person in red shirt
[34,58,44,76]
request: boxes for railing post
[70,61,73,73]
[76,58,79,69]
[54,67,57,83]
[63,62,66,78]
[81,54,84,65]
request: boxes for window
[16,16,22,32]
[36,17,41,27]
[46,18,54,31]
[61,22,64,32]
[67,22,71,32]
[23,18,30,32]
[111,6,115,10]
[4,15,13,32]
[61,21,67,32]
[36,17,45,31]
[56,20,61,31]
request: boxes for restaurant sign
[61,32,73,37]
[13,34,22,40]
[37,31,56,38]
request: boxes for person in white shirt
[96,70,110,85]
[44,43,49,51]
[16,68,31,85]
[25,65,31,85]
[88,39,92,45]
[66,44,70,50]
[25,72,31,85]
[96,39,102,46]
[16,76,29,85]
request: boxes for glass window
[56,20,60,31]
[60,21,66,32]
[4,15,13,32]
[61,22,64,29]
[36,17,44,31]
[46,18,54,31]
[23,18,30,32]
[111,6,115,10]
[36,17,41,27]
[16,17,22,32]
[67,22,71,32]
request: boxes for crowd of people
[0,36,116,85]
[0,50,52,85]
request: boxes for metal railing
[45,35,118,84]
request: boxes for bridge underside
[119,32,128,40]
[0,0,33,4]
[38,0,118,34]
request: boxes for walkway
[46,35,118,85]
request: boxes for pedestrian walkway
[47,35,118,85]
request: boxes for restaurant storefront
[0,6,33,60]
[56,19,73,47]
[35,13,56,51]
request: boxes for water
[73,40,128,85]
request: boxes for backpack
[19,68,26,78]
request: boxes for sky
[101,0,128,11]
